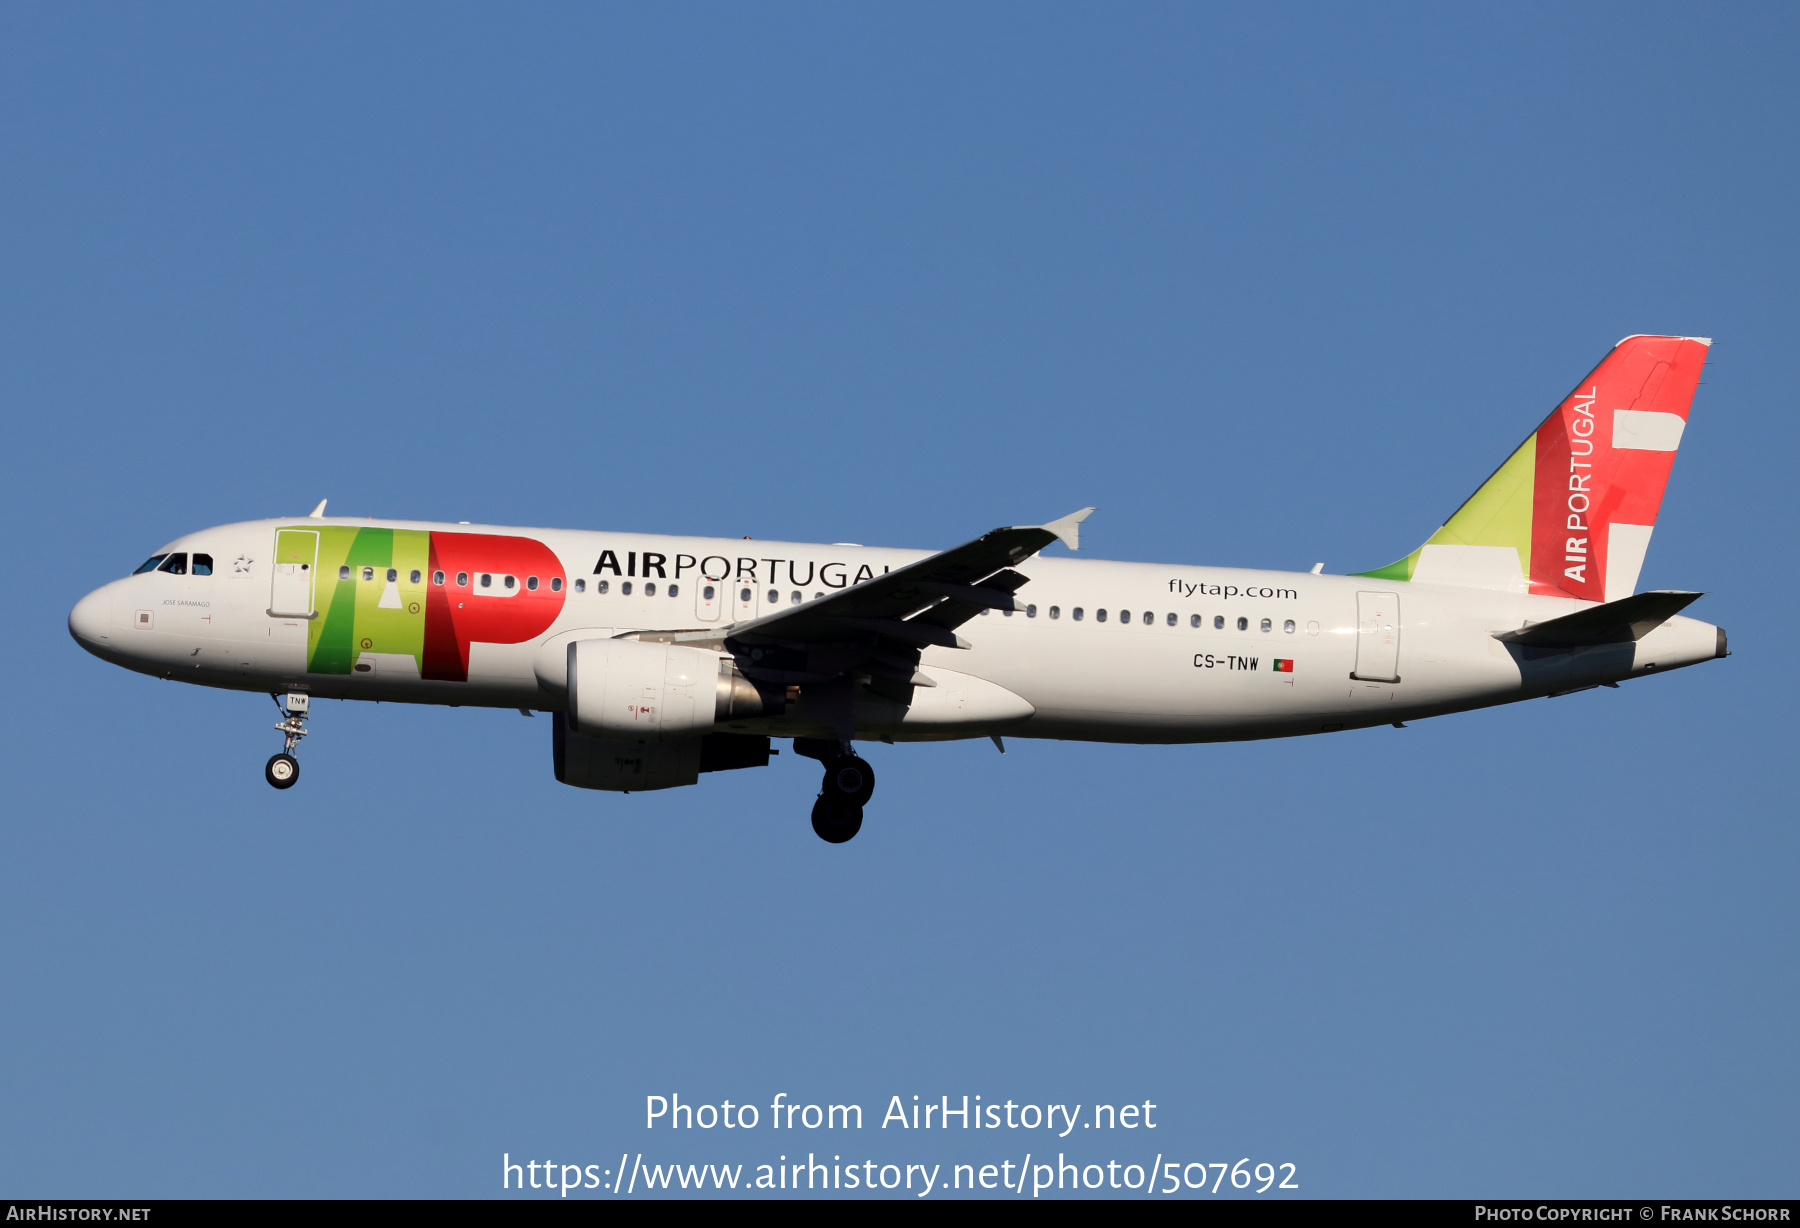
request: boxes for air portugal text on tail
[67,334,1729,843]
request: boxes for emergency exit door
[694,577,723,622]
[1351,591,1401,682]
[270,529,320,618]
[733,580,760,622]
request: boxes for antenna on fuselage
[308,499,328,519]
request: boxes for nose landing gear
[266,692,310,790]
[796,738,875,843]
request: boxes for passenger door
[1352,591,1401,682]
[270,529,320,618]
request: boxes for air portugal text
[593,550,888,587]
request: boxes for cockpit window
[157,553,188,575]
[133,555,168,575]
[192,553,213,576]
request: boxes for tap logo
[277,526,566,681]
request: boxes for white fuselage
[68,517,1723,744]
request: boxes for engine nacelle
[568,637,718,741]
[561,635,784,741]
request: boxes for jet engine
[564,635,783,742]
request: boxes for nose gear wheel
[266,692,311,790]
[265,753,300,789]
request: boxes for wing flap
[721,510,1090,701]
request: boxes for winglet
[308,499,328,519]
[1040,507,1095,552]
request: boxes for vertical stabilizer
[1358,335,1710,600]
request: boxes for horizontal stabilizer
[1493,590,1702,648]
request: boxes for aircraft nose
[68,585,116,652]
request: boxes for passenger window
[1260,618,1272,632]
[1072,607,1083,621]
[740,587,751,603]
[410,570,422,584]
[1214,615,1225,629]
[1190,614,1201,628]
[1143,611,1154,626]
[363,567,375,582]
[1049,606,1060,619]
[703,585,715,600]
[504,575,516,590]
[479,573,492,588]
[979,608,989,616]
[1284,619,1296,633]
[1306,620,1319,635]
[622,582,633,595]
[133,555,168,574]
[1096,609,1108,623]
[1026,604,1037,618]
[340,565,351,580]
[158,553,188,575]
[386,568,398,582]
[1237,617,1248,631]
[192,553,213,576]
[574,578,585,593]
[456,572,468,587]
[527,576,539,591]
[596,580,609,594]
[550,577,562,592]
[1165,612,1175,626]
[766,589,778,604]
[644,582,656,596]
[432,571,445,585]
[669,584,680,598]
[789,591,799,605]
[814,592,823,600]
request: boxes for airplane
[68,334,1726,842]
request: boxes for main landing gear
[796,738,875,843]
[266,692,310,790]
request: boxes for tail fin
[1357,334,1710,601]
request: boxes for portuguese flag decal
[1273,659,1294,673]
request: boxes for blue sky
[2,2,1795,1198]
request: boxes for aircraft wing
[715,508,1092,694]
